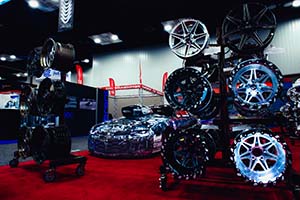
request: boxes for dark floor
[0,136,88,166]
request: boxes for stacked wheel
[164,67,214,116]
[161,125,210,179]
[222,3,276,54]
[228,59,283,116]
[169,19,209,59]
[231,128,291,186]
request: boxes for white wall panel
[268,18,300,75]
[73,18,300,94]
[83,45,182,95]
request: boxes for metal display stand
[159,26,300,199]
[9,39,87,182]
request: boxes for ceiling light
[16,74,21,77]
[0,0,11,6]
[111,34,119,41]
[94,38,101,44]
[0,57,6,61]
[164,24,173,32]
[28,0,39,8]
[161,19,185,33]
[24,73,28,76]
[9,55,16,59]
[89,32,122,45]
[293,0,300,7]
[82,59,90,63]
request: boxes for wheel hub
[251,146,263,157]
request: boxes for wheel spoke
[250,158,258,171]
[184,44,191,57]
[193,32,207,41]
[226,15,242,26]
[250,68,258,81]
[261,86,273,93]
[251,31,264,46]
[181,21,189,35]
[190,21,199,35]
[264,151,278,161]
[239,75,249,84]
[253,7,268,23]
[171,33,184,40]
[244,93,253,103]
[182,154,191,167]
[172,41,185,50]
[240,151,251,160]
[238,34,249,50]
[191,43,201,51]
[243,4,251,22]
[258,159,269,171]
[223,29,241,39]
[254,134,262,146]
[257,74,269,83]
[254,91,265,102]
[257,25,276,30]
[241,141,252,149]
[237,87,247,93]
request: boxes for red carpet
[0,140,299,200]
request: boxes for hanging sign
[58,0,74,32]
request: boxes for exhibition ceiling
[0,0,298,77]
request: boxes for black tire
[161,125,209,179]
[9,159,19,168]
[76,164,85,176]
[43,168,56,182]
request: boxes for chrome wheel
[164,67,213,114]
[222,3,276,53]
[229,59,282,112]
[232,129,290,185]
[287,85,300,102]
[169,19,209,58]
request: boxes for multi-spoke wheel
[40,38,75,72]
[164,67,213,114]
[19,85,34,117]
[37,78,54,115]
[229,59,283,113]
[222,3,276,53]
[169,19,209,58]
[287,85,300,102]
[161,125,209,179]
[232,128,291,185]
[27,48,44,77]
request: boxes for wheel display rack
[159,3,300,199]
[9,38,87,182]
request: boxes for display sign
[58,0,74,32]
[36,68,71,82]
[0,93,19,109]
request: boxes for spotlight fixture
[163,24,173,32]
[161,18,185,33]
[89,32,122,45]
[0,57,6,61]
[293,0,300,7]
[111,34,119,41]
[93,38,101,44]
[0,0,11,6]
[82,59,90,63]
[9,55,16,59]
[28,0,39,8]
